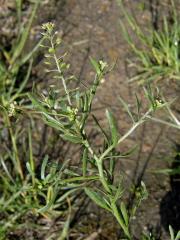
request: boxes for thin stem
[50,37,72,105]
[96,160,111,193]
[99,110,151,162]
[166,106,180,126]
[146,115,180,129]
[84,139,131,238]
[84,141,110,192]
[82,110,152,238]
[4,112,24,180]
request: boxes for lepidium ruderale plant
[29,23,155,239]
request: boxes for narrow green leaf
[3,187,27,209]
[120,202,129,226]
[62,175,99,184]
[113,177,124,203]
[28,126,35,186]
[109,155,115,176]
[169,225,175,240]
[11,59,33,102]
[85,188,111,211]
[90,57,101,76]
[104,145,138,160]
[37,200,53,213]
[92,114,109,142]
[75,90,81,109]
[154,168,180,175]
[60,134,82,144]
[20,37,45,65]
[16,0,22,24]
[43,113,65,132]
[47,186,53,203]
[28,93,47,113]
[38,185,58,213]
[56,189,78,203]
[41,155,49,180]
[26,162,35,177]
[175,231,180,240]
[106,109,118,145]
[58,211,71,240]
[83,92,89,112]
[82,148,88,177]
[135,93,141,120]
[0,157,14,183]
[118,96,135,123]
[140,181,148,200]
[28,127,34,172]
[11,0,41,63]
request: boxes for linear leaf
[56,189,78,203]
[38,185,58,213]
[26,162,35,177]
[20,37,45,65]
[41,155,49,180]
[175,231,180,240]
[11,0,41,63]
[60,134,82,144]
[82,148,88,177]
[169,225,175,240]
[42,113,65,132]
[85,188,111,211]
[118,96,135,123]
[59,212,71,240]
[120,202,129,226]
[90,57,101,76]
[28,93,48,113]
[92,114,109,142]
[106,109,118,145]
[11,60,33,102]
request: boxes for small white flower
[54,102,59,110]
[100,78,105,84]
[8,101,17,117]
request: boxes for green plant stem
[146,116,180,129]
[50,37,72,105]
[83,110,152,238]
[166,105,180,126]
[84,141,110,192]
[4,112,24,180]
[97,160,111,193]
[84,140,131,238]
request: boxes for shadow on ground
[160,144,180,234]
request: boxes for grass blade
[11,0,41,63]
[41,155,49,180]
